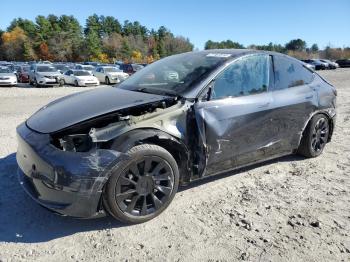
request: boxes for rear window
[273,56,313,90]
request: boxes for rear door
[194,54,277,175]
[268,55,317,153]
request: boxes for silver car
[29,64,63,87]
[0,66,17,87]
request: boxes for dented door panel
[194,92,276,176]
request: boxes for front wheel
[105,76,110,85]
[103,144,179,224]
[298,114,330,158]
[59,79,65,86]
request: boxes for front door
[194,54,278,176]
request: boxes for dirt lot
[0,69,349,262]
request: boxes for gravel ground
[0,70,349,262]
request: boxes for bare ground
[0,70,349,262]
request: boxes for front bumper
[79,81,99,86]
[0,79,17,86]
[37,77,61,86]
[16,123,127,218]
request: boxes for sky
[0,0,349,50]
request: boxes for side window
[64,70,70,75]
[273,56,313,90]
[211,55,270,99]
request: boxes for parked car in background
[84,62,100,67]
[29,64,63,87]
[0,66,17,86]
[93,66,129,84]
[62,70,99,86]
[336,59,350,68]
[301,62,315,71]
[120,63,144,75]
[17,65,31,83]
[320,59,338,69]
[54,64,70,74]
[16,50,336,223]
[75,64,95,75]
[302,59,327,70]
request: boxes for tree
[85,14,101,36]
[205,40,244,49]
[285,39,307,51]
[1,26,30,60]
[311,43,319,53]
[100,16,122,36]
[85,30,102,59]
[0,14,195,62]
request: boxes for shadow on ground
[0,152,305,244]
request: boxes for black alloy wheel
[298,114,330,158]
[103,144,179,223]
[116,155,174,217]
[311,117,329,153]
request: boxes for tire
[33,78,40,88]
[103,144,179,224]
[29,78,33,86]
[298,114,330,158]
[59,79,65,87]
[74,80,79,87]
[105,76,110,85]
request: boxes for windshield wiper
[136,87,179,98]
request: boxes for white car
[62,70,99,87]
[74,64,95,75]
[0,66,17,86]
[93,66,129,85]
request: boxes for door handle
[305,95,313,99]
[258,102,270,108]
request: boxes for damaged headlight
[59,134,93,152]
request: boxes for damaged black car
[17,50,336,223]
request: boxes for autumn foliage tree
[0,14,194,62]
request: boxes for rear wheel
[103,144,179,224]
[298,114,329,158]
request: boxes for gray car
[29,64,63,87]
[17,50,336,223]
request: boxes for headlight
[55,134,93,152]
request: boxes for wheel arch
[109,128,192,185]
[298,110,335,148]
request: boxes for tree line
[0,14,194,63]
[205,39,350,60]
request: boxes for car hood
[0,73,16,77]
[76,75,97,81]
[37,72,61,76]
[107,72,127,76]
[26,87,169,133]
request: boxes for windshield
[55,65,69,70]
[0,68,11,73]
[74,70,91,76]
[37,66,57,72]
[104,67,120,72]
[82,65,94,70]
[119,52,230,96]
[22,66,30,72]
